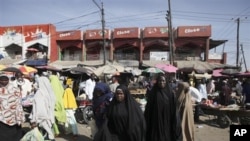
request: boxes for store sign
[113,27,139,38]
[85,29,110,40]
[59,32,72,37]
[150,51,168,61]
[144,27,168,38]
[177,25,211,37]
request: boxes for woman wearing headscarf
[29,75,56,140]
[92,82,113,129]
[144,73,182,141]
[63,84,78,138]
[49,71,67,136]
[94,84,146,141]
[0,74,25,141]
[176,81,195,141]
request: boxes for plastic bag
[21,127,44,141]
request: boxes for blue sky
[1,0,250,71]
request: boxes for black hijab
[94,84,146,141]
[144,74,182,141]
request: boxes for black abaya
[144,83,182,141]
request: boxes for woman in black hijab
[144,73,182,141]
[94,84,146,141]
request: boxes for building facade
[0,24,227,68]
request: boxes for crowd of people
[0,71,79,141]
[0,68,250,141]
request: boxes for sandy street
[53,115,230,141]
[194,116,230,141]
[22,115,230,141]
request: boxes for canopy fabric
[0,64,7,70]
[235,71,250,77]
[124,67,142,76]
[175,61,236,73]
[1,67,22,74]
[12,65,38,75]
[142,60,170,67]
[36,65,61,71]
[212,69,230,78]
[25,59,47,66]
[78,60,104,67]
[117,60,139,67]
[188,71,211,79]
[65,66,95,75]
[93,64,125,76]
[49,60,83,69]
[142,67,164,74]
[155,63,178,73]
[220,68,240,75]
[175,61,214,73]
[0,58,25,65]
[1,65,37,76]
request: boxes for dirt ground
[194,115,230,141]
[22,115,230,141]
[56,115,230,141]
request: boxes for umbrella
[1,67,22,74]
[235,71,250,77]
[14,65,38,75]
[220,68,240,75]
[0,64,7,70]
[2,65,38,75]
[212,69,230,78]
[188,71,211,79]
[93,64,125,76]
[65,66,95,75]
[155,63,178,73]
[142,67,164,74]
[124,67,142,76]
[175,61,213,73]
[36,65,61,71]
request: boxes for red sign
[23,24,50,42]
[56,30,82,40]
[177,25,211,37]
[143,26,168,38]
[85,29,110,40]
[113,27,140,39]
[0,26,22,35]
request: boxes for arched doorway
[114,44,139,61]
[5,43,22,59]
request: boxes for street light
[92,0,106,65]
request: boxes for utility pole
[166,0,174,65]
[166,11,172,65]
[92,0,106,65]
[240,44,248,72]
[236,18,240,67]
